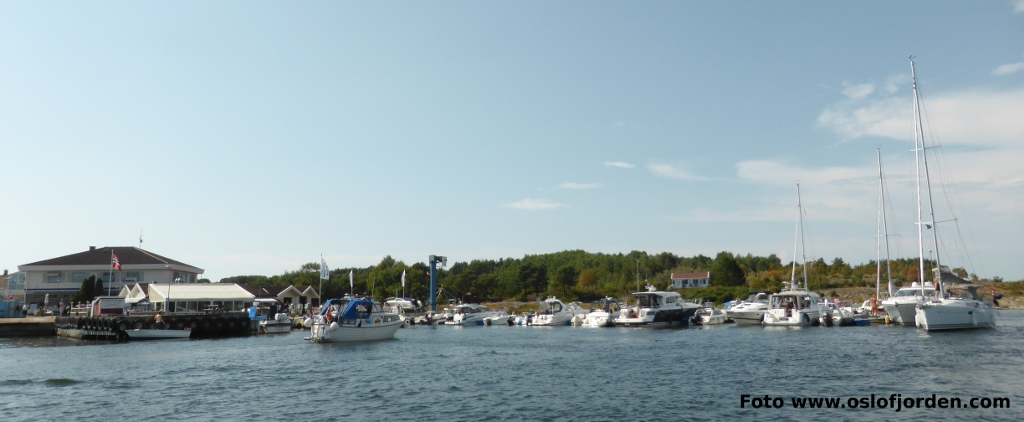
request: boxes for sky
[2,1,1022,282]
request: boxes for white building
[670,272,711,289]
[15,246,204,305]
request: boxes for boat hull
[125,329,191,340]
[260,321,292,334]
[763,309,821,327]
[882,301,919,326]
[915,300,995,331]
[613,308,696,327]
[308,318,403,342]
[726,309,765,325]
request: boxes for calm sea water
[2,311,1024,421]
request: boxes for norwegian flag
[111,253,122,271]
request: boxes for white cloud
[818,87,1024,148]
[556,182,603,189]
[842,82,875,100]
[605,161,635,169]
[505,198,569,211]
[1014,0,1024,13]
[647,163,706,181]
[993,62,1024,76]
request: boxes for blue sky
[2,1,1023,282]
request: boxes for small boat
[694,303,727,325]
[306,297,403,342]
[125,328,191,340]
[613,285,700,327]
[530,297,575,326]
[447,304,502,326]
[250,299,291,334]
[580,297,620,327]
[724,291,771,325]
[483,312,513,326]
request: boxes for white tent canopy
[148,283,254,303]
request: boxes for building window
[9,272,26,290]
[72,273,87,284]
[123,272,142,282]
[46,273,62,283]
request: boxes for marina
[2,310,1022,421]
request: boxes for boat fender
[330,321,339,329]
[803,313,810,323]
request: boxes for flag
[401,269,406,287]
[349,270,354,290]
[112,253,122,270]
[320,258,330,280]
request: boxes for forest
[218,250,1005,305]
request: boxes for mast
[797,184,808,290]
[910,58,944,297]
[877,148,895,297]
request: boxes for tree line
[218,250,996,305]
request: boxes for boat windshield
[538,301,563,314]
[624,294,661,309]
[590,300,620,313]
[769,295,812,310]
[894,289,936,298]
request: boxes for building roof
[671,272,710,279]
[148,283,254,302]
[20,246,202,272]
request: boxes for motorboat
[818,301,857,327]
[447,304,502,326]
[613,285,700,327]
[694,303,727,325]
[250,299,291,334]
[880,282,936,326]
[725,291,771,325]
[581,297,620,327]
[903,59,995,332]
[483,312,513,326]
[763,289,823,327]
[530,297,575,326]
[306,297,403,342]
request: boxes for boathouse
[670,272,711,289]
[13,246,205,305]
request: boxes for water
[3,311,1024,421]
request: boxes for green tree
[711,252,745,287]
[549,265,578,298]
[72,275,96,304]
[578,269,596,289]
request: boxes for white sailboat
[763,184,823,327]
[904,58,995,331]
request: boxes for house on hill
[670,272,711,289]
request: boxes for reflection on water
[1,310,1023,421]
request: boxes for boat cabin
[537,298,564,315]
[589,298,620,313]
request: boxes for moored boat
[613,285,699,327]
[530,297,575,326]
[306,297,402,342]
[448,304,502,326]
[725,291,771,325]
[581,297,620,327]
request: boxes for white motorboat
[725,291,771,325]
[447,304,502,326]
[695,303,727,325]
[483,312,513,326]
[306,297,402,342]
[763,289,823,327]
[581,297,620,327]
[613,285,700,327]
[763,185,823,327]
[260,313,292,334]
[902,59,995,332]
[880,282,936,325]
[530,297,575,326]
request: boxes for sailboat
[904,58,995,331]
[763,184,823,327]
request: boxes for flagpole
[108,251,113,296]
